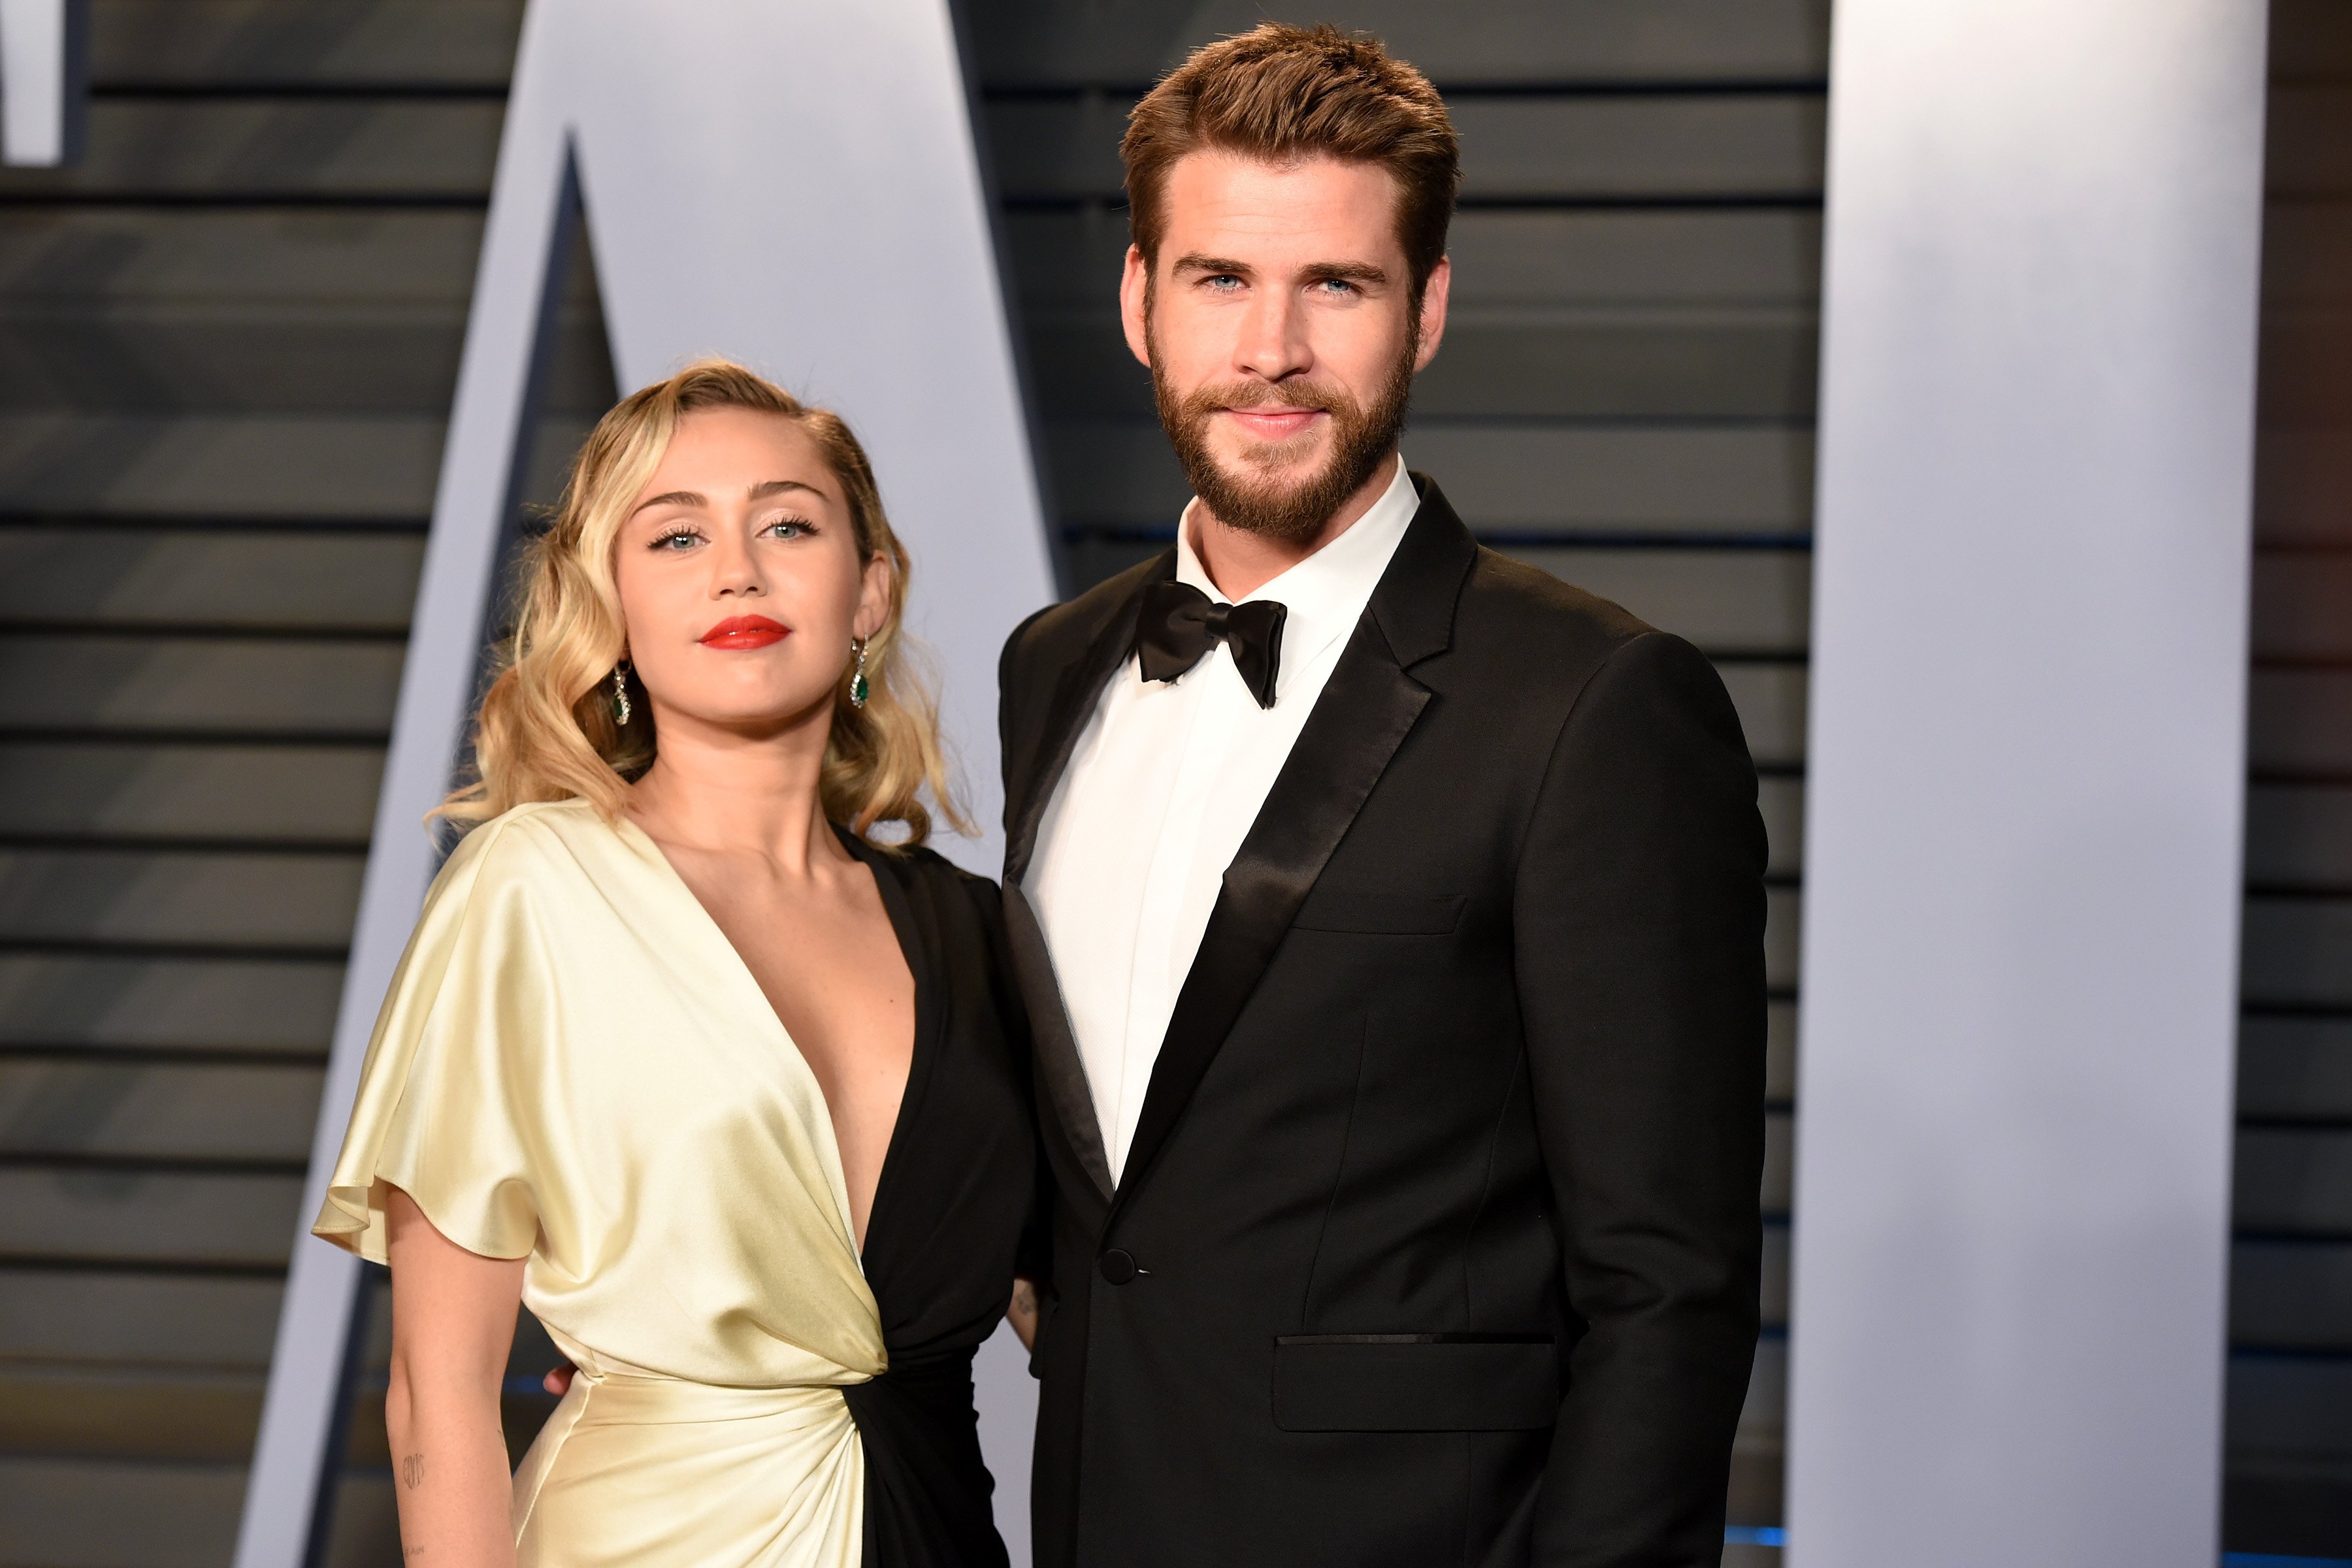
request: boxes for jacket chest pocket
[1291,887,1467,935]
[1271,1334,1559,1431]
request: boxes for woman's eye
[651,529,701,551]
[760,517,814,540]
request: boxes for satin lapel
[1003,883,1115,1206]
[1003,553,1171,887]
[1110,482,1477,1212]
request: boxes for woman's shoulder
[435,797,619,901]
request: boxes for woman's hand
[1007,1276,1041,1352]
[385,1186,525,1567]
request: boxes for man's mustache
[1182,381,1356,420]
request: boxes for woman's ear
[853,552,894,642]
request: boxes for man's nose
[1236,289,1311,382]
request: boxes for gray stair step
[2261,308,2352,431]
[0,413,440,519]
[0,848,363,951]
[2255,552,2352,662]
[2248,785,2352,891]
[1498,543,1813,657]
[0,1456,244,1568]
[986,93,1825,202]
[2268,85,2352,198]
[1761,1109,1791,1215]
[1045,419,1816,535]
[1766,888,1797,992]
[1026,310,1820,421]
[0,208,475,302]
[0,954,342,1053]
[2244,896,2352,1010]
[0,529,422,632]
[2258,430,2352,546]
[970,0,1829,86]
[0,1060,323,1161]
[0,1267,281,1365]
[0,1362,264,1463]
[2264,201,2352,308]
[91,0,523,89]
[2233,1239,2352,1351]
[1006,207,1825,308]
[2251,670,2352,778]
[1,1446,643,1564]
[0,300,612,415]
[1720,662,1806,770]
[1767,1000,1797,1101]
[2236,1129,2352,1236]
[2229,1352,2352,1456]
[0,99,500,201]
[0,742,384,843]
[0,635,403,737]
[2240,1017,2352,1122]
[1758,776,1803,878]
[0,1166,301,1267]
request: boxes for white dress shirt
[1024,455,1419,1181]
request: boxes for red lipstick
[698,615,789,650]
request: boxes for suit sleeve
[1517,630,1769,1567]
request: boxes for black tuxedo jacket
[996,478,1767,1568]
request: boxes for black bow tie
[1134,579,1289,709]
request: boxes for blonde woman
[312,360,1039,1567]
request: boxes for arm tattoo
[401,1452,426,1490]
[1012,1282,1036,1315]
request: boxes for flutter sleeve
[312,815,558,1264]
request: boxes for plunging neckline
[613,812,938,1262]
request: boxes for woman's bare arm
[1006,1277,1039,1352]
[385,1186,525,1567]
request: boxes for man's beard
[1150,323,1416,547]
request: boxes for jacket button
[1098,1249,1139,1285]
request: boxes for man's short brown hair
[1120,24,1460,305]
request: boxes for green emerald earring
[611,661,632,725]
[849,638,870,709]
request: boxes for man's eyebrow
[1171,253,1256,277]
[1302,260,1390,285]
[630,489,704,517]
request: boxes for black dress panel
[837,834,1038,1568]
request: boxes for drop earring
[849,638,870,709]
[611,661,632,725]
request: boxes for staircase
[0,5,613,1563]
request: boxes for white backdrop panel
[1788,3,2266,1565]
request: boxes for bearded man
[998,25,1768,1567]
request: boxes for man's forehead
[1158,149,1403,257]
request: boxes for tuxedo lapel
[1111,480,1478,1211]
[1004,552,1172,888]
[1003,883,1115,1206]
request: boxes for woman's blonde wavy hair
[438,358,968,847]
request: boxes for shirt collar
[1171,454,1418,703]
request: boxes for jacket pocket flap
[1291,890,1466,935]
[1271,1335,1558,1432]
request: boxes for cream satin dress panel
[314,798,885,1567]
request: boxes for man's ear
[1413,255,1451,372]
[1119,244,1152,370]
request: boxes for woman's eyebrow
[748,478,828,500]
[630,489,704,517]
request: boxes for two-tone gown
[311,798,1037,1567]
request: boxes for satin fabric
[314,798,886,1567]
